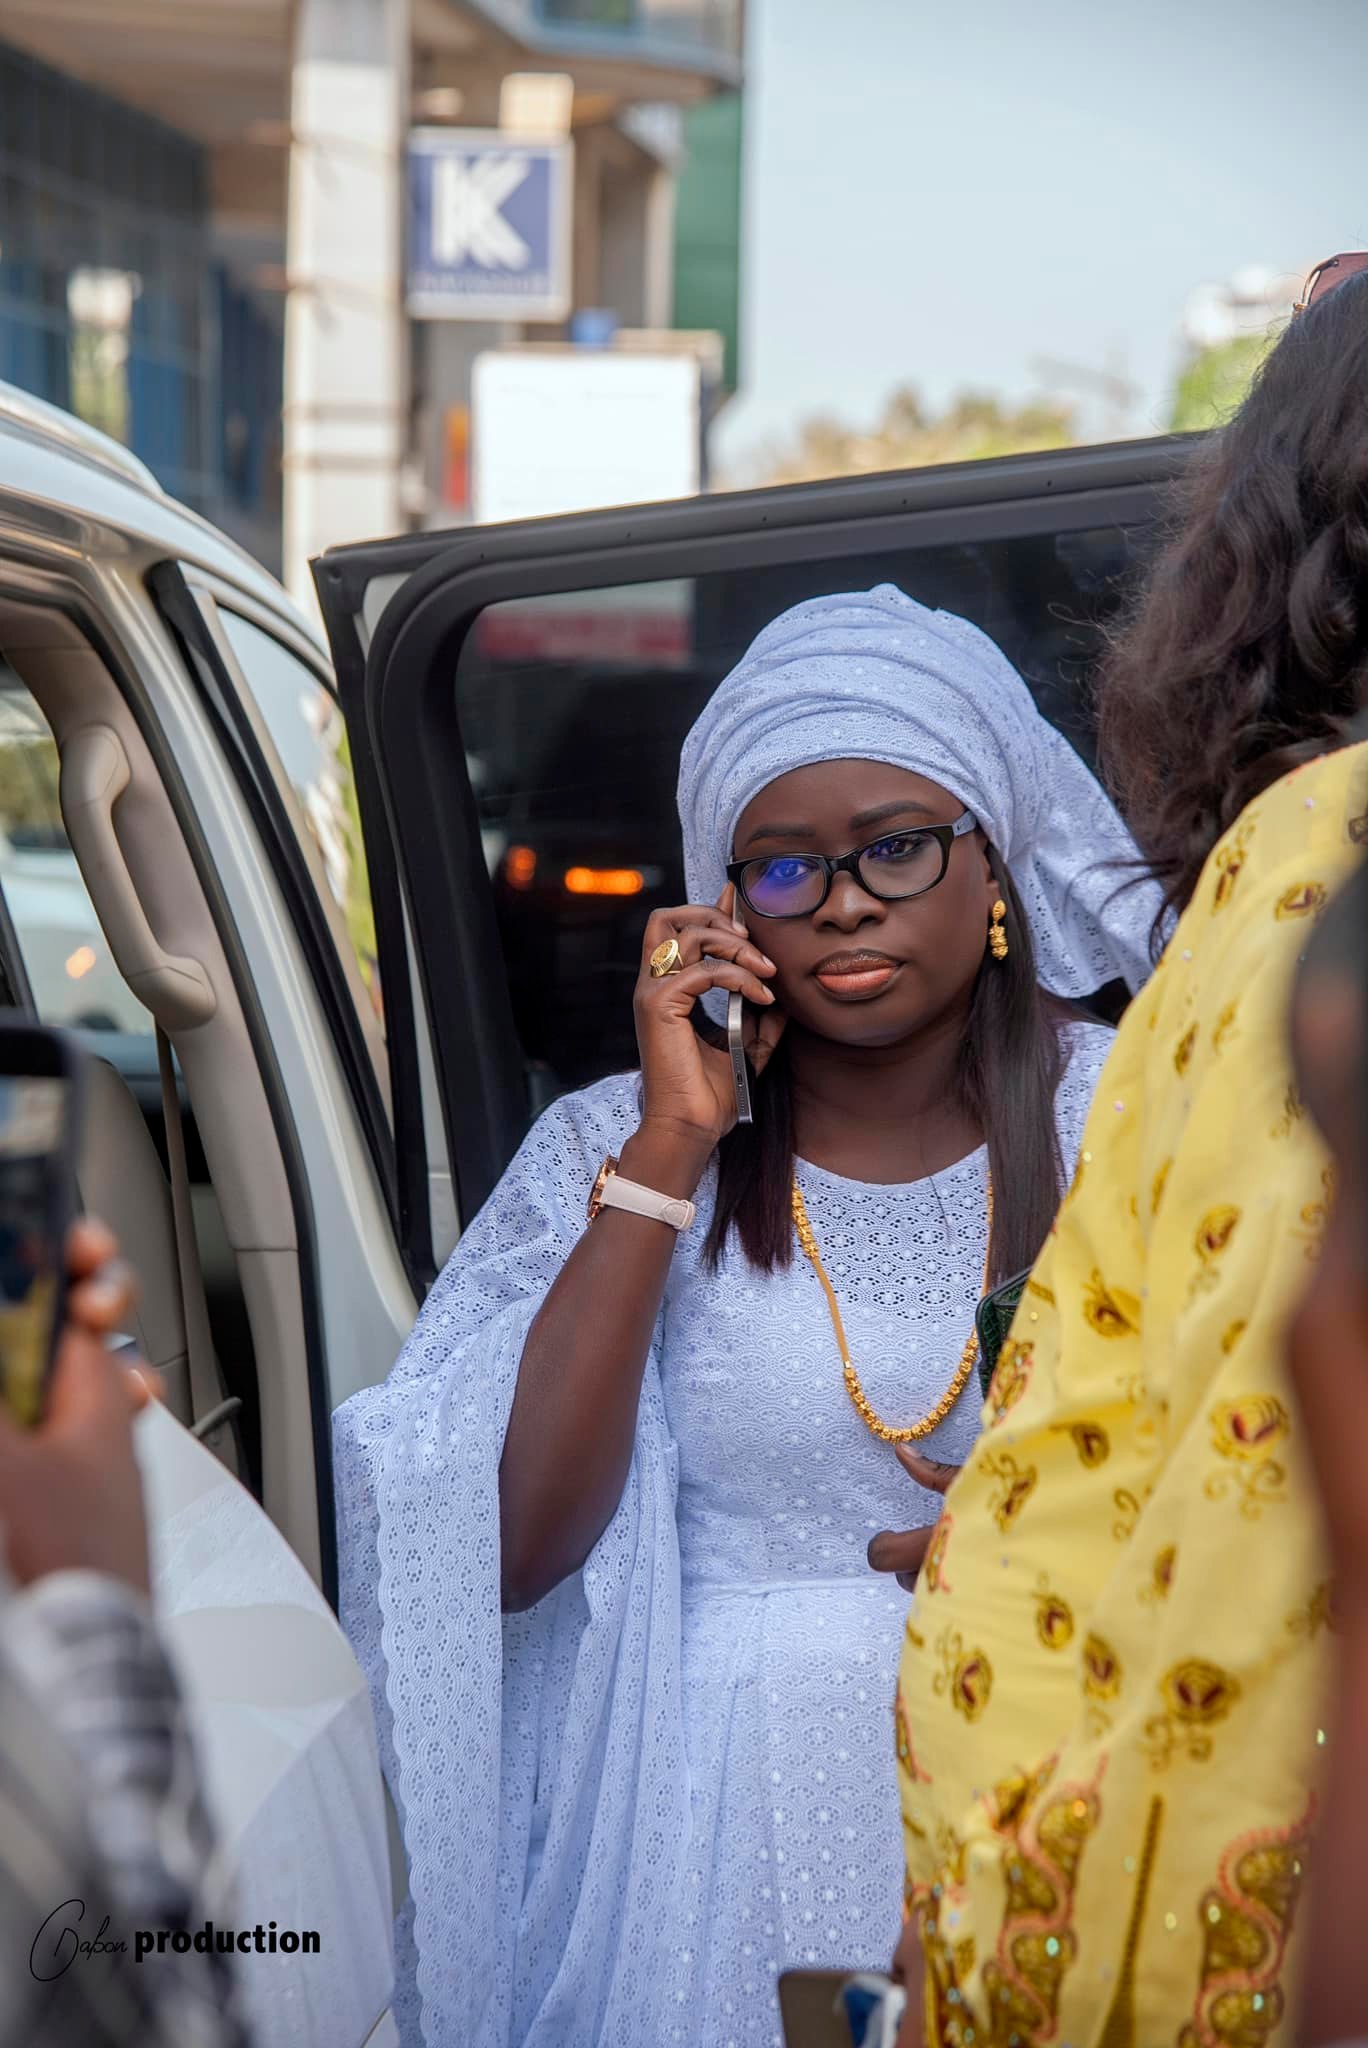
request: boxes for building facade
[0,0,743,594]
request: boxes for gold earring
[989,899,1009,961]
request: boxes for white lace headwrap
[677,584,1160,996]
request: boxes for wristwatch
[587,1155,696,1232]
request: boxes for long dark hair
[1096,270,1368,930]
[703,847,1071,1283]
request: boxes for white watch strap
[597,1172,696,1232]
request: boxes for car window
[215,610,385,1045]
[0,662,150,1036]
[453,524,1156,1105]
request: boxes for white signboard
[471,349,702,525]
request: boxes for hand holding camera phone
[0,1022,86,1428]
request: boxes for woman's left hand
[866,1446,960,1592]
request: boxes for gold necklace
[790,1171,994,1445]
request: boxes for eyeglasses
[726,810,978,920]
[1294,251,1368,315]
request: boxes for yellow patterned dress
[897,741,1368,2048]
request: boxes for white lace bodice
[650,1022,1109,1589]
[333,1018,1115,2048]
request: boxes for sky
[714,0,1368,477]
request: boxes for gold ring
[649,937,684,978]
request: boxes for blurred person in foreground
[892,253,1368,2046]
[1287,849,1368,2048]
[0,1220,247,2048]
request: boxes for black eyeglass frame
[726,808,979,920]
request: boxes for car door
[314,435,1196,1271]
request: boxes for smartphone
[778,1968,906,2048]
[0,1022,85,1427]
[727,988,754,1125]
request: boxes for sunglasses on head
[1294,252,1368,314]
[726,810,978,920]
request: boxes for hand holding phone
[0,1023,85,1428]
[0,1215,151,1593]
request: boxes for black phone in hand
[727,989,753,1124]
[0,1022,85,1427]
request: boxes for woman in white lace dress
[333,587,1160,2048]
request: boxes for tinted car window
[216,609,387,1054]
[0,663,149,1036]
[453,525,1154,1103]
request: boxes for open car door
[312,435,1195,1280]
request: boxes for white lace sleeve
[1054,1019,1116,1175]
[332,1071,692,2048]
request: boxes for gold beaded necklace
[790,1172,994,1445]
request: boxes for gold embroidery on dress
[1051,1420,1110,1467]
[1286,1580,1336,1641]
[1139,1544,1177,1605]
[1270,1083,1305,1140]
[1026,1277,1055,1306]
[1177,1798,1315,2048]
[1220,1320,1247,1355]
[1112,1486,1146,1542]
[1096,1795,1164,2048]
[922,1514,953,1595]
[1081,1633,1123,1736]
[1188,1207,1241,1300]
[918,1760,1105,2047]
[978,1450,1038,1531]
[1152,1157,1173,1217]
[976,1760,1106,2046]
[1274,880,1328,921]
[895,1681,933,1785]
[1211,825,1253,911]
[1294,1165,1337,1262]
[1142,1658,1241,1768]
[987,1340,1033,1425]
[1175,1022,1199,1076]
[932,1627,993,1721]
[1205,1397,1290,1519]
[1034,1573,1075,1650]
[1212,1001,1240,1054]
[1083,1271,1142,1338]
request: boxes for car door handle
[61,725,218,1031]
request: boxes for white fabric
[333,1024,1112,2048]
[136,1401,396,2048]
[677,585,1161,999]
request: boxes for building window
[0,42,213,509]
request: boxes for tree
[1168,332,1273,433]
[740,385,1077,488]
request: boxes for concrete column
[642,167,676,331]
[283,0,409,608]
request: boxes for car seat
[76,1052,199,1428]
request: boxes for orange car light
[564,866,645,897]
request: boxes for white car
[0,377,1190,2048]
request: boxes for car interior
[457,519,1155,1109]
[0,588,324,1577]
